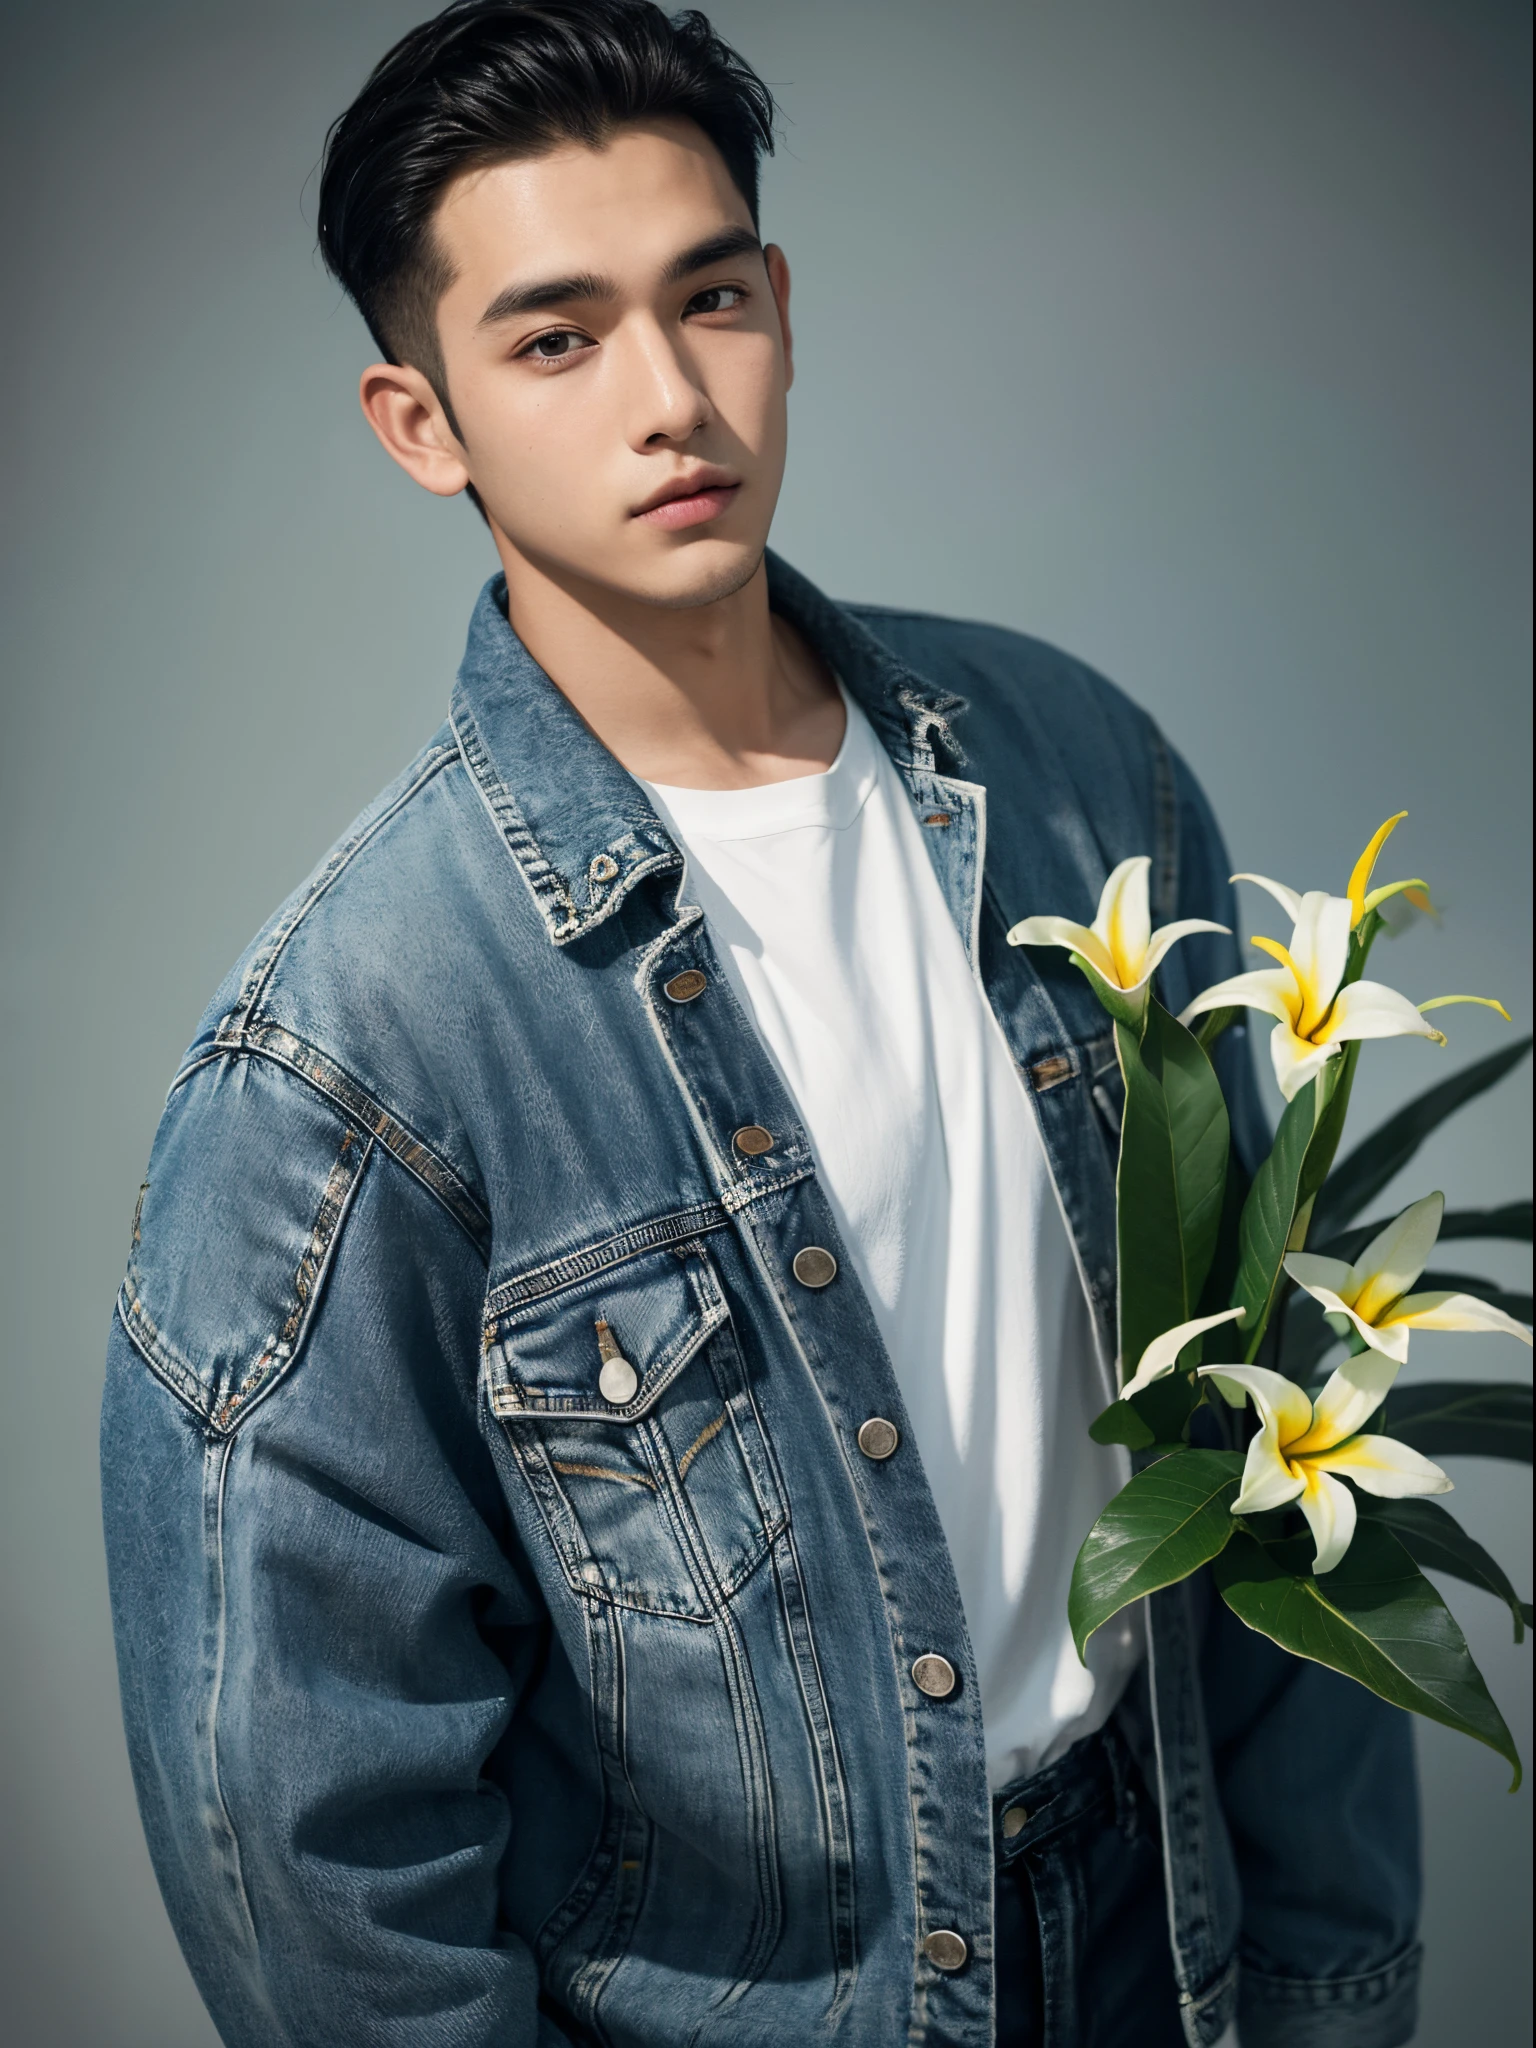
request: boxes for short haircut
[318,0,777,400]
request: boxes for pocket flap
[485,1240,729,1422]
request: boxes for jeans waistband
[991,1718,1145,1869]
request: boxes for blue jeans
[994,1722,1184,2047]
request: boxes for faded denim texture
[102,556,1421,2048]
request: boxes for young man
[101,6,1421,2045]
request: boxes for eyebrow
[477,226,763,327]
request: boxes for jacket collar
[449,551,967,947]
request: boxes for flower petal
[1231,872,1305,923]
[1196,1364,1314,1444]
[1310,1433,1453,1500]
[1270,1021,1340,1102]
[1417,993,1513,1021]
[1135,918,1231,985]
[1091,857,1152,989]
[1007,916,1118,986]
[1324,978,1445,1048]
[1291,1349,1401,1453]
[1283,1251,1358,1303]
[1346,812,1407,926]
[1120,1307,1248,1399]
[1287,893,1353,1037]
[1289,1282,1413,1364]
[1348,1193,1444,1324]
[1179,968,1295,1028]
[1386,1292,1534,1345]
[1231,1426,1306,1514]
[1361,876,1431,918]
[1296,1464,1357,1575]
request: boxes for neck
[492,538,844,790]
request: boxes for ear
[358,361,471,498]
[764,243,793,392]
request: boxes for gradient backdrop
[2,2,1530,2042]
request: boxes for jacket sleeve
[101,1051,572,2048]
[1167,746,1422,2046]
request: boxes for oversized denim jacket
[103,556,1422,2048]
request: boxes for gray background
[1,1,1529,2041]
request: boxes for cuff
[1237,1942,1421,2048]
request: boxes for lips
[632,468,741,530]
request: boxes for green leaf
[1192,1005,1239,1054]
[1358,1495,1534,1643]
[1382,1380,1533,1463]
[1310,1037,1533,1237]
[1089,1400,1156,1450]
[1213,1522,1522,1788]
[1114,1002,1232,1375]
[1228,1045,1358,1361]
[1439,1200,1534,1245]
[1069,1449,1244,1658]
[1316,1200,1534,1267]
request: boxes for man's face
[425,118,791,609]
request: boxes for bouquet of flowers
[1009,814,1532,1786]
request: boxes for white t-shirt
[642,691,1141,1789]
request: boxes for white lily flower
[1231,812,1433,934]
[1007,855,1227,997]
[1198,1354,1452,1574]
[1179,887,1509,1101]
[1118,1307,1247,1401]
[1285,1192,1534,1365]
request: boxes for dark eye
[522,329,593,362]
[686,285,746,316]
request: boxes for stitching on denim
[489,1282,730,1421]
[453,709,684,949]
[551,1459,657,1492]
[206,1434,262,1959]
[210,1130,371,1431]
[675,1408,727,1481]
[117,1131,372,1432]
[220,744,457,1037]
[485,1202,730,1318]
[187,1030,491,1260]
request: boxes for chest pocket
[484,1237,786,1622]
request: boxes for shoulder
[163,726,504,1266]
[842,597,1169,834]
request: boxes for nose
[621,318,711,448]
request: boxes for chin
[631,538,765,611]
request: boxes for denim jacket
[103,557,1421,2048]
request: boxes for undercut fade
[317,0,776,405]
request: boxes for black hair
[317,0,776,400]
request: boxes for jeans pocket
[485,1231,786,1620]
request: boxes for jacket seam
[179,1029,492,1262]
[219,741,458,1036]
[117,1128,375,1434]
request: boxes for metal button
[791,1246,838,1288]
[922,1929,968,1972]
[663,969,708,1002]
[912,1654,957,1699]
[598,1356,639,1405]
[856,1416,900,1460]
[1001,1804,1029,1840]
[733,1124,775,1157]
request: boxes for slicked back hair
[317,0,777,404]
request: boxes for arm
[102,1053,571,2047]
